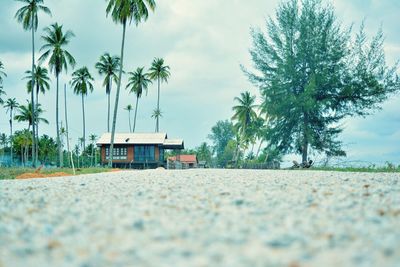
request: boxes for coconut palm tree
[4,98,19,165]
[39,23,76,167]
[24,65,50,162]
[95,53,120,132]
[15,0,52,167]
[126,67,152,133]
[0,60,6,84]
[232,91,258,143]
[124,104,133,132]
[148,57,170,132]
[105,0,156,167]
[89,134,97,167]
[151,108,162,132]
[71,67,94,150]
[14,100,49,130]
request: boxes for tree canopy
[244,0,400,162]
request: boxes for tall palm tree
[71,67,94,150]
[95,53,120,132]
[89,134,97,167]
[148,57,170,132]
[39,23,76,167]
[4,98,19,165]
[126,67,152,133]
[0,60,6,84]
[106,0,156,167]
[15,0,51,167]
[124,104,133,132]
[14,100,49,130]
[232,91,258,141]
[151,108,162,132]
[24,65,50,162]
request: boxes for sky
[0,0,399,166]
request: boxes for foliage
[208,120,235,166]
[24,65,50,95]
[14,100,49,129]
[243,0,400,162]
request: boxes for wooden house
[97,133,184,168]
[168,154,198,169]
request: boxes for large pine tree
[244,0,400,162]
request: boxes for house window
[105,146,128,160]
[134,145,155,162]
[159,147,164,161]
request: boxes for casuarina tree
[244,0,400,163]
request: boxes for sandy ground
[0,169,399,267]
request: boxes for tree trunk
[56,74,63,167]
[81,94,86,150]
[107,77,112,133]
[9,111,13,166]
[109,21,126,168]
[31,21,37,167]
[133,96,139,133]
[156,76,160,132]
[302,113,309,163]
[64,84,75,174]
[129,110,132,132]
[35,86,39,164]
[255,140,263,158]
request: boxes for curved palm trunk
[156,77,160,132]
[31,20,37,167]
[56,74,63,167]
[107,79,112,132]
[64,84,75,174]
[255,140,264,159]
[109,21,126,167]
[133,96,139,133]
[81,94,86,150]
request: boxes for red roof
[168,155,197,163]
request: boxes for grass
[0,167,115,180]
[311,166,400,173]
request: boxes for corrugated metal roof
[97,133,168,145]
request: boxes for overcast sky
[0,0,399,166]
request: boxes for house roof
[97,133,167,145]
[168,155,198,163]
[96,133,184,149]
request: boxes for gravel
[0,169,399,267]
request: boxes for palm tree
[89,134,97,167]
[126,67,152,132]
[64,83,75,173]
[124,104,133,132]
[4,98,19,165]
[15,0,51,167]
[39,23,76,167]
[0,60,6,84]
[95,53,120,132]
[148,58,170,132]
[24,65,50,162]
[14,100,49,130]
[151,108,162,132]
[71,67,94,150]
[232,91,258,142]
[105,0,156,167]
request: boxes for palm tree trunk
[35,87,39,164]
[64,84,75,174]
[9,111,13,166]
[128,110,132,133]
[255,140,263,158]
[81,94,86,150]
[56,74,63,167]
[109,21,127,168]
[31,21,36,167]
[107,79,112,132]
[156,76,160,132]
[133,96,139,133]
